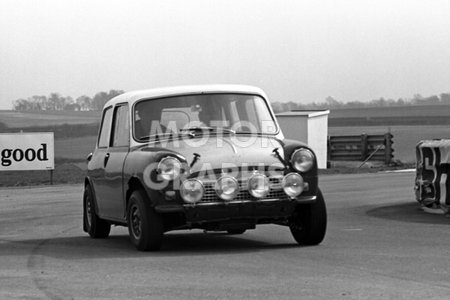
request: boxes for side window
[98,107,113,148]
[111,104,130,147]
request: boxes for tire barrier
[415,140,450,211]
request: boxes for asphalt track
[1,171,450,299]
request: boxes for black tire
[83,185,111,238]
[127,190,164,251]
[289,188,327,245]
[227,229,246,235]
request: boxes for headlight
[282,173,304,198]
[248,173,270,198]
[290,148,314,172]
[215,176,239,201]
[180,179,204,203]
[157,157,182,181]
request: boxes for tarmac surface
[1,171,450,299]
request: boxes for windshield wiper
[216,127,236,134]
[138,126,226,141]
[138,132,174,141]
[180,126,214,132]
[180,126,236,136]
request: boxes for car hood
[150,135,285,175]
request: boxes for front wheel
[127,190,164,251]
[83,185,111,238]
[289,189,327,245]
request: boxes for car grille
[200,176,289,203]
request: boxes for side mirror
[86,153,93,162]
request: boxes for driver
[134,102,163,140]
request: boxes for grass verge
[0,158,86,187]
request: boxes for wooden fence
[328,133,394,164]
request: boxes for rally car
[83,85,327,251]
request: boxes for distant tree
[62,96,74,110]
[440,93,450,104]
[271,102,283,113]
[19,88,450,112]
[28,95,43,110]
[36,95,48,110]
[108,89,124,99]
[384,99,393,106]
[412,94,425,105]
[267,92,450,113]
[12,99,30,111]
[396,98,406,106]
[345,101,365,108]
[92,92,109,111]
[286,101,299,111]
[64,103,81,111]
[423,95,440,105]
[325,96,341,108]
[76,95,92,111]
[47,93,61,110]
[369,97,386,107]
[91,90,124,110]
[11,89,124,111]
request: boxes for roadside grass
[0,110,101,128]
[0,159,86,187]
[3,123,99,139]
[329,104,450,119]
[55,136,97,159]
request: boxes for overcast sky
[1,0,449,109]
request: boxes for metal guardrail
[327,133,394,164]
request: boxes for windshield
[133,93,277,141]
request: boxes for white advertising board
[0,133,54,171]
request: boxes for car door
[100,103,130,220]
[89,104,130,221]
[89,106,113,216]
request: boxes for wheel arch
[84,176,100,215]
[125,177,147,216]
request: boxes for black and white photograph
[1,0,450,299]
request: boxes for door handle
[104,153,110,167]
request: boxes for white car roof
[104,84,268,109]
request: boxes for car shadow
[366,201,450,224]
[2,231,300,259]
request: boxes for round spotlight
[157,157,182,181]
[290,148,315,172]
[282,173,304,198]
[248,173,270,198]
[180,179,204,204]
[215,176,239,201]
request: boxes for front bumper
[155,196,316,223]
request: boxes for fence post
[385,132,393,164]
[361,134,368,161]
[327,136,331,162]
